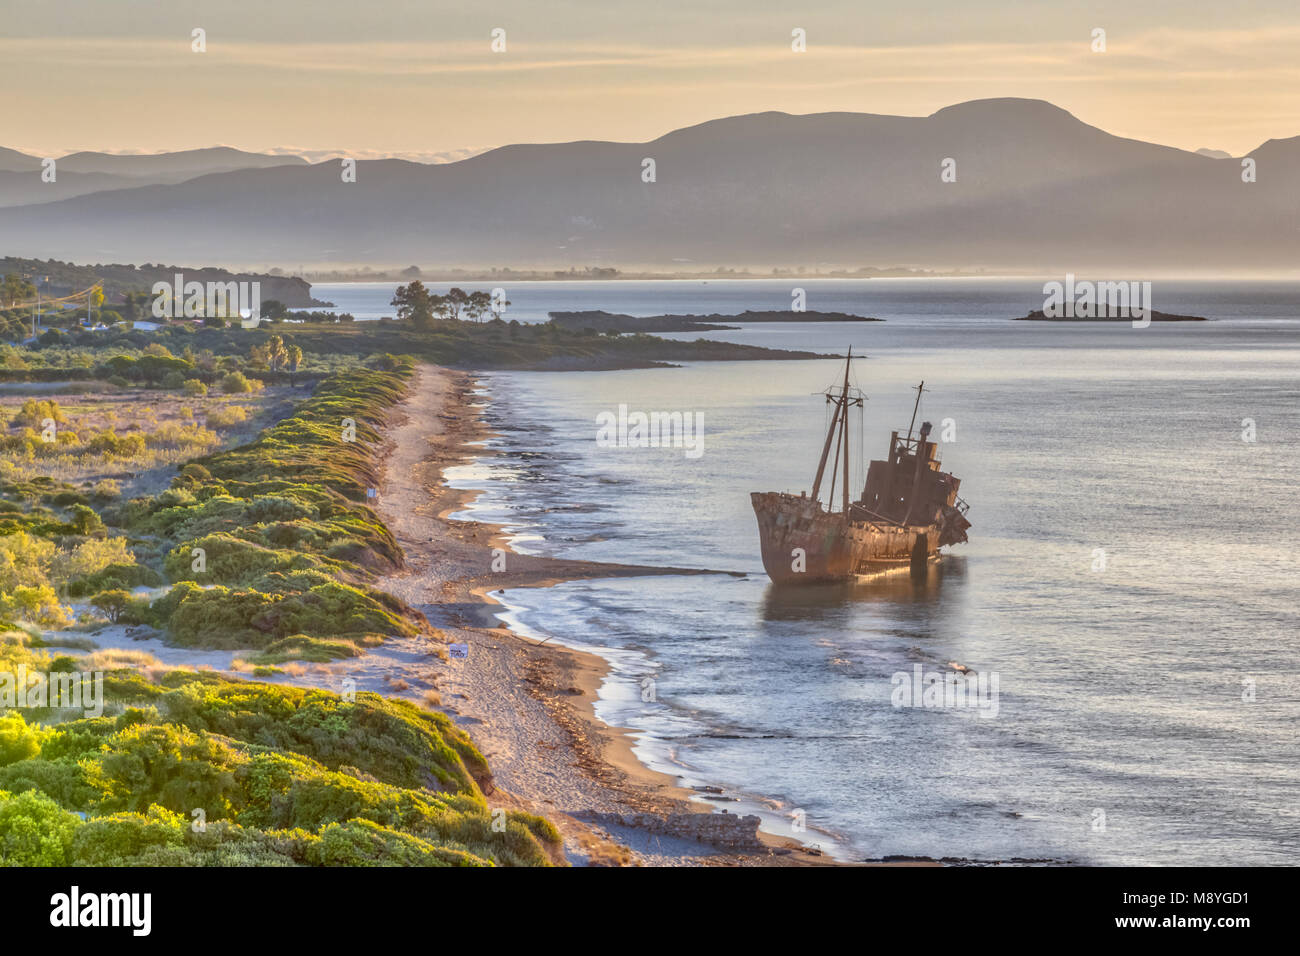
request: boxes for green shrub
[69,806,188,866]
[12,399,67,428]
[220,372,253,394]
[164,533,323,586]
[0,713,52,767]
[0,789,82,866]
[249,635,361,665]
[207,404,249,428]
[91,478,122,500]
[69,562,160,598]
[89,589,132,623]
[307,819,489,867]
[0,758,95,809]
[69,504,103,536]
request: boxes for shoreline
[369,362,850,865]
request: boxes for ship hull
[751,491,946,584]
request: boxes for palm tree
[286,345,303,387]
[265,334,286,375]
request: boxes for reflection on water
[759,557,965,620]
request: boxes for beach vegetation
[0,642,559,866]
[0,339,565,866]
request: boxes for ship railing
[848,503,908,528]
[892,433,942,463]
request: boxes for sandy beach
[366,363,846,866]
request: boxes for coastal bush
[0,758,95,810]
[163,585,279,648]
[30,668,548,864]
[136,493,248,540]
[68,806,189,866]
[58,536,134,580]
[144,421,217,451]
[161,579,417,649]
[89,589,132,623]
[85,723,245,817]
[247,635,361,664]
[67,561,160,598]
[12,399,67,428]
[69,504,104,536]
[115,364,418,651]
[0,789,81,866]
[0,530,56,590]
[207,404,249,428]
[91,478,122,500]
[306,818,488,867]
[155,682,488,793]
[0,585,69,628]
[220,372,261,394]
[0,713,52,766]
[163,533,324,585]
[243,494,313,523]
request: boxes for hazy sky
[6,0,1299,158]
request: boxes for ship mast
[900,381,929,525]
[840,368,850,514]
[810,349,864,512]
[905,381,926,442]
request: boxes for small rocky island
[549,309,883,333]
[1017,309,1207,322]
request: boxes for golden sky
[5,0,1299,158]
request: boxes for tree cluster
[390,282,508,326]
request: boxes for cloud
[263,146,493,164]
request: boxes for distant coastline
[548,309,883,333]
[1016,309,1208,322]
[303,266,981,283]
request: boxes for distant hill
[0,169,158,207]
[0,147,308,207]
[0,147,43,173]
[2,100,1298,272]
[0,257,329,308]
[53,147,308,178]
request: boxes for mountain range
[2,99,1297,273]
[0,147,306,208]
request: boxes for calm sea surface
[312,279,1300,864]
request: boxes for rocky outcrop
[579,810,767,853]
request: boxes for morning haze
[3,99,1298,274]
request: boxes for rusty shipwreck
[751,351,970,584]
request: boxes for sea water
[327,278,1300,864]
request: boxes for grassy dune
[1,354,563,866]
[0,638,560,866]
